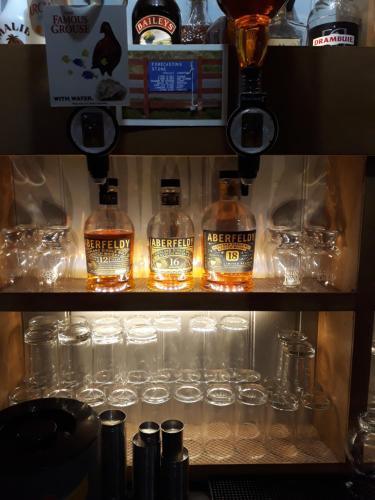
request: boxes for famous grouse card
[44,5,129,107]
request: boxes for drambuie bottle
[132,0,181,45]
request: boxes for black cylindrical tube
[132,422,160,500]
[100,410,127,500]
[161,420,184,462]
[160,448,189,500]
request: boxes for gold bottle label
[85,236,132,276]
[204,230,256,273]
[149,237,194,273]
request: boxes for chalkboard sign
[148,60,198,93]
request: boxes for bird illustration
[92,22,122,77]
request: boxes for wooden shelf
[0,278,356,312]
[0,46,375,155]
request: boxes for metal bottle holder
[68,106,120,183]
[227,69,279,158]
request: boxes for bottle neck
[219,179,241,201]
[189,0,208,20]
[161,189,180,207]
[273,5,287,22]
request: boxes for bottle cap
[219,170,239,179]
[161,179,180,188]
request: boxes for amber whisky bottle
[147,178,194,291]
[84,178,134,292]
[201,171,256,292]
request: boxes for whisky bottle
[132,0,181,45]
[84,178,134,292]
[201,171,256,292]
[268,5,302,46]
[147,178,194,291]
[308,0,361,47]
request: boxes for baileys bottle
[132,0,181,45]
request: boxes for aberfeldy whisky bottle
[132,0,181,44]
[147,178,194,291]
[84,179,134,292]
[202,171,256,292]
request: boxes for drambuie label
[204,230,256,274]
[149,237,194,274]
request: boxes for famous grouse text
[132,0,181,44]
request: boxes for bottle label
[268,38,301,46]
[204,230,256,274]
[161,193,179,206]
[135,15,176,45]
[149,237,194,273]
[309,22,359,47]
[0,21,31,45]
[85,236,132,276]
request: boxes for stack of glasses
[9,316,333,462]
[0,225,75,288]
[270,227,341,289]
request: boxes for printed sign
[148,61,198,93]
[117,45,227,127]
[44,5,129,107]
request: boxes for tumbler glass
[177,316,206,383]
[126,321,158,386]
[58,322,92,389]
[204,384,235,460]
[235,384,268,460]
[220,315,250,383]
[266,391,299,459]
[297,388,332,459]
[46,387,75,398]
[283,340,316,396]
[141,383,172,424]
[1,228,23,285]
[16,224,39,278]
[76,386,106,411]
[24,325,58,389]
[174,383,204,460]
[154,315,182,383]
[28,314,61,331]
[275,329,308,381]
[92,322,123,386]
[8,384,43,406]
[35,228,71,287]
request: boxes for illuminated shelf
[0,278,357,312]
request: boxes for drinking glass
[24,325,58,389]
[317,230,341,287]
[275,329,308,381]
[1,228,23,285]
[8,384,43,406]
[58,322,92,389]
[282,340,316,396]
[235,384,268,460]
[141,383,172,424]
[266,391,299,459]
[153,315,182,383]
[92,321,123,386]
[28,314,61,331]
[174,383,204,460]
[220,315,250,383]
[46,387,75,398]
[126,320,158,387]
[178,316,206,383]
[272,231,305,289]
[35,228,71,287]
[76,386,106,411]
[204,384,235,461]
[16,224,39,278]
[297,388,332,459]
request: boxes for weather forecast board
[44,5,129,107]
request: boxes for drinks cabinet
[0,1,375,497]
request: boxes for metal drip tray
[209,479,354,500]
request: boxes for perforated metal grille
[209,479,353,500]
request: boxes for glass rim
[237,383,268,406]
[141,385,171,404]
[174,384,203,403]
[205,385,235,406]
